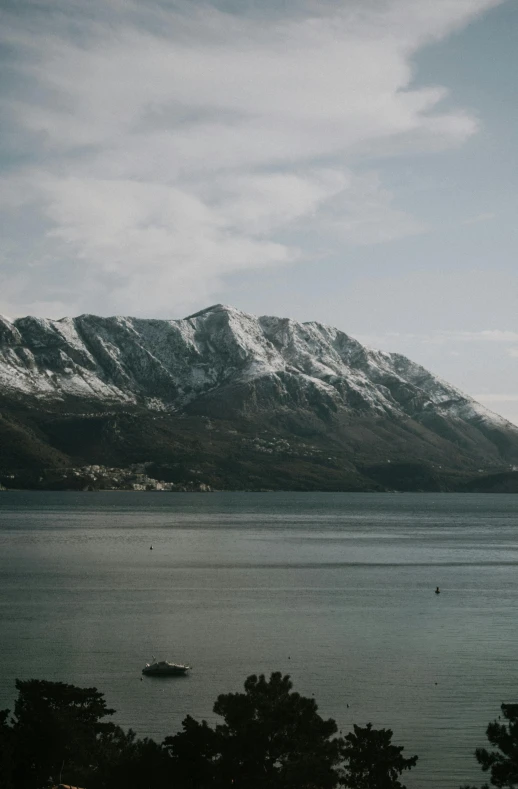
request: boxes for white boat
[142,657,191,676]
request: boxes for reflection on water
[0,491,517,789]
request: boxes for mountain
[0,304,517,491]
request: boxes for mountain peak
[0,305,517,477]
[184,303,238,320]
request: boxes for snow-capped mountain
[0,303,510,424]
[1,303,517,485]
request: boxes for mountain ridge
[0,304,517,491]
[0,303,509,418]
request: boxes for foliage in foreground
[21,668,518,789]
[2,672,517,789]
[0,672,420,789]
[462,701,518,789]
[341,723,418,789]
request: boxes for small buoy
[435,586,440,594]
[150,545,153,550]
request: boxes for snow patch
[0,304,515,438]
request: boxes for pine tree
[341,722,418,789]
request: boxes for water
[0,491,517,788]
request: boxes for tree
[461,702,518,789]
[92,727,171,789]
[2,678,171,789]
[164,715,219,788]
[0,708,15,789]
[9,678,117,788]
[167,672,344,788]
[0,673,421,789]
[341,722,418,789]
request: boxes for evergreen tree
[164,715,219,788]
[341,722,418,789]
[167,672,343,788]
[0,679,171,789]
[461,702,518,789]
[0,708,15,789]
[9,679,117,788]
[93,727,171,789]
[0,673,423,789]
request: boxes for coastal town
[0,464,213,492]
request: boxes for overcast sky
[0,0,516,424]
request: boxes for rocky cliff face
[1,304,517,482]
[0,304,507,419]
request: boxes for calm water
[0,491,517,788]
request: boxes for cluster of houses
[29,464,213,492]
[75,466,212,491]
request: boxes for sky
[0,0,516,424]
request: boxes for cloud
[0,0,503,316]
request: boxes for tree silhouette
[164,715,219,788]
[167,672,343,788]
[341,722,418,789]
[92,727,170,789]
[461,702,518,789]
[0,708,15,789]
[9,679,117,788]
[0,679,170,789]
[0,673,424,789]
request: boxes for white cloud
[0,0,503,316]
[40,175,294,314]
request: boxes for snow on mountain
[0,304,513,437]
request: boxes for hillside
[0,304,516,491]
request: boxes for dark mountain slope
[0,304,517,490]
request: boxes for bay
[0,491,517,788]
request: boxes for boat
[142,658,191,676]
